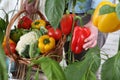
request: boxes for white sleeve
[38,0,48,20]
[0,0,20,19]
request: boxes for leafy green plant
[0,10,9,80]
[101,51,120,80]
[101,37,120,80]
[64,47,101,80]
[0,45,8,80]
[31,46,100,80]
[32,57,66,80]
[45,0,65,28]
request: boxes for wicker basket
[5,9,66,66]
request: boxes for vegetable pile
[2,13,91,59]
[2,15,63,58]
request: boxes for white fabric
[0,0,20,19]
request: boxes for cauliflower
[16,31,39,55]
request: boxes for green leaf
[99,5,115,15]
[34,69,39,80]
[86,9,95,15]
[101,51,120,80]
[0,45,8,80]
[0,29,4,44]
[0,17,7,31]
[64,46,101,80]
[116,3,120,20]
[78,0,86,3]
[73,0,77,8]
[28,0,34,3]
[26,66,32,80]
[0,9,9,29]
[5,13,9,26]
[33,57,66,80]
[45,0,65,28]
[0,11,8,80]
[29,42,40,58]
[86,71,96,80]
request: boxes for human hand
[83,21,98,50]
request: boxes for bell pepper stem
[67,16,76,63]
[29,43,34,58]
[66,10,70,14]
[75,16,83,26]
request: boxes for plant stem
[75,15,83,26]
[118,38,120,51]
[68,15,76,64]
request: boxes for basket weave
[5,10,66,66]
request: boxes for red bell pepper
[60,14,75,35]
[18,16,32,29]
[71,26,91,54]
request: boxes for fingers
[83,40,97,50]
[83,34,97,50]
[90,40,97,48]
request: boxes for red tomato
[55,29,62,40]
[2,37,17,55]
[48,27,62,40]
[46,25,52,30]
[3,42,16,55]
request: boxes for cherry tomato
[46,25,52,30]
[2,38,16,55]
[55,28,62,40]
[48,27,62,40]
[3,42,16,55]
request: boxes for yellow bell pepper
[92,1,120,33]
[31,19,46,29]
[38,35,55,54]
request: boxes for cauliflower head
[16,31,39,55]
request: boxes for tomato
[3,42,16,55]
[2,38,16,55]
[45,25,52,30]
[48,27,62,40]
[55,28,62,40]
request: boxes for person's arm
[83,0,114,50]
[83,20,98,50]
